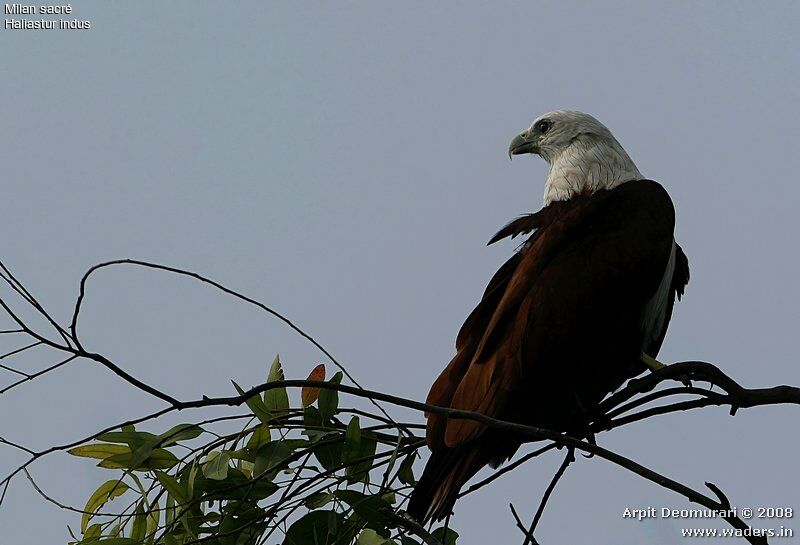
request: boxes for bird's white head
[508,110,643,205]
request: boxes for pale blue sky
[1,2,799,543]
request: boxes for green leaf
[194,468,278,501]
[218,506,266,545]
[116,424,197,471]
[431,527,459,545]
[266,353,283,382]
[108,523,122,538]
[130,500,147,542]
[347,431,377,484]
[232,380,273,425]
[159,424,204,446]
[164,494,175,527]
[302,406,340,442]
[99,448,179,471]
[202,451,231,481]
[318,371,342,421]
[253,441,292,478]
[245,424,271,451]
[327,509,340,536]
[343,416,362,464]
[304,491,334,509]
[81,480,129,533]
[68,444,131,461]
[283,438,311,450]
[145,497,160,545]
[335,490,390,529]
[95,431,158,449]
[186,461,199,500]
[313,440,344,471]
[400,537,422,545]
[264,354,290,416]
[397,452,416,486]
[155,471,188,505]
[127,438,158,470]
[357,529,391,545]
[383,437,402,481]
[92,539,143,545]
[282,510,344,545]
[81,524,103,541]
[381,491,396,505]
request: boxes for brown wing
[425,180,679,449]
[486,199,576,246]
[424,206,559,446]
[486,212,544,245]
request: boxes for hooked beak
[508,131,539,160]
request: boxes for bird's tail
[406,445,488,524]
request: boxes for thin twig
[0,262,73,348]
[0,363,29,377]
[0,354,78,395]
[522,448,574,545]
[68,259,404,430]
[0,340,42,362]
[459,443,557,498]
[0,436,35,455]
[509,502,536,543]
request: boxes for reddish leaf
[301,364,326,407]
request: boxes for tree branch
[2,258,797,544]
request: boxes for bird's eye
[537,120,551,134]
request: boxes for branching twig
[459,443,557,499]
[522,448,574,545]
[68,259,404,431]
[1,258,796,545]
[509,502,536,544]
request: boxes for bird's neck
[543,136,642,205]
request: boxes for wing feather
[426,180,680,450]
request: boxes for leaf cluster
[67,357,452,545]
